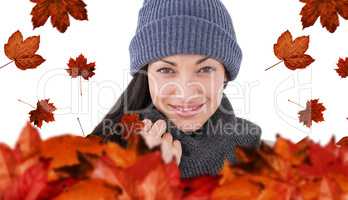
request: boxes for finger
[160,137,173,164]
[149,119,166,138]
[140,119,152,135]
[162,132,173,143]
[172,140,182,166]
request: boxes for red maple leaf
[29,99,57,128]
[335,57,348,78]
[66,54,95,80]
[298,99,326,128]
[3,30,45,70]
[337,136,348,146]
[298,137,348,177]
[266,30,315,71]
[299,0,348,33]
[119,113,144,140]
[3,158,50,200]
[30,0,88,33]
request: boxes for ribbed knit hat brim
[129,14,242,81]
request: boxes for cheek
[148,73,224,99]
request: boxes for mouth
[168,103,205,117]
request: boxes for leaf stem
[17,99,35,109]
[265,60,283,71]
[0,60,14,69]
[288,99,305,109]
[77,117,85,136]
[79,76,82,96]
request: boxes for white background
[0,0,347,147]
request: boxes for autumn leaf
[29,99,57,128]
[66,54,95,80]
[298,137,348,177]
[0,143,17,193]
[119,112,144,141]
[335,57,348,78]
[299,0,348,33]
[40,135,105,169]
[298,99,326,128]
[337,136,348,146]
[66,54,95,96]
[30,0,88,33]
[124,151,183,200]
[2,158,50,200]
[3,119,348,199]
[14,122,42,161]
[266,30,315,71]
[54,179,121,200]
[2,30,45,70]
[273,134,310,166]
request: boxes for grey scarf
[137,93,262,179]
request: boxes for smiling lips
[169,103,204,117]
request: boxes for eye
[198,66,216,73]
[156,67,175,74]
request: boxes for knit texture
[128,0,243,82]
[137,93,262,179]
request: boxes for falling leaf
[3,30,45,70]
[66,54,95,80]
[29,99,57,128]
[30,0,88,33]
[298,99,326,128]
[299,0,348,33]
[335,57,348,78]
[268,30,314,71]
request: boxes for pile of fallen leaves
[1,113,348,200]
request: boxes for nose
[174,75,202,99]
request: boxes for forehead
[150,54,222,66]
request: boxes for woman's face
[147,54,228,133]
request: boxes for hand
[140,119,182,166]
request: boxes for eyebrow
[158,56,210,66]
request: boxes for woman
[88,0,262,179]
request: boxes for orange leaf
[273,134,308,166]
[3,30,45,70]
[335,57,348,78]
[29,99,57,128]
[30,0,88,33]
[319,175,342,200]
[124,151,182,200]
[299,0,348,33]
[0,143,16,194]
[14,122,42,161]
[2,158,50,200]
[40,135,105,169]
[53,179,121,200]
[66,54,95,80]
[298,98,326,128]
[273,30,314,70]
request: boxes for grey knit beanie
[128,0,243,82]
